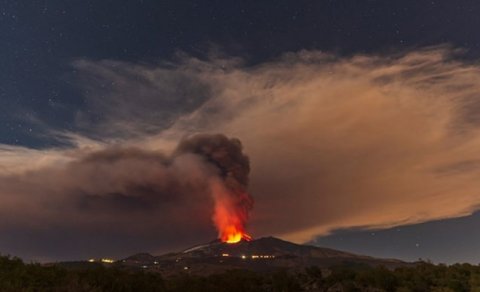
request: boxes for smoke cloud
[3,46,480,260]
[0,134,251,260]
[175,134,253,241]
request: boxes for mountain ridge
[118,236,409,276]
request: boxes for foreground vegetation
[2,255,480,291]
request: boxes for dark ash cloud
[0,134,251,261]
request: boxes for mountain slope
[119,237,409,276]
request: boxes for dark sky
[313,211,480,264]
[3,0,479,147]
[2,0,480,263]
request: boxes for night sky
[2,0,480,263]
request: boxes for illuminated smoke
[175,134,253,243]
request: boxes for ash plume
[175,134,250,193]
[175,134,254,242]
[8,46,480,260]
[0,133,253,259]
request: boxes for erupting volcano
[222,227,252,244]
[175,134,254,244]
[212,181,253,243]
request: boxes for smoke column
[175,134,254,243]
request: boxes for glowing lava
[211,179,253,244]
[222,225,252,244]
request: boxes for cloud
[0,134,251,260]
[2,46,480,260]
[0,146,211,259]
[156,46,480,243]
[71,58,213,138]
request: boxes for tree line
[1,255,480,291]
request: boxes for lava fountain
[175,134,254,244]
[211,179,253,243]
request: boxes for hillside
[118,236,408,276]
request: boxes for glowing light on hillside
[101,258,114,263]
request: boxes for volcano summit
[118,237,408,276]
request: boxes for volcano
[119,237,409,276]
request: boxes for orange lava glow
[211,181,253,244]
[222,225,252,244]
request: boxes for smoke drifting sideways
[0,134,253,260]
